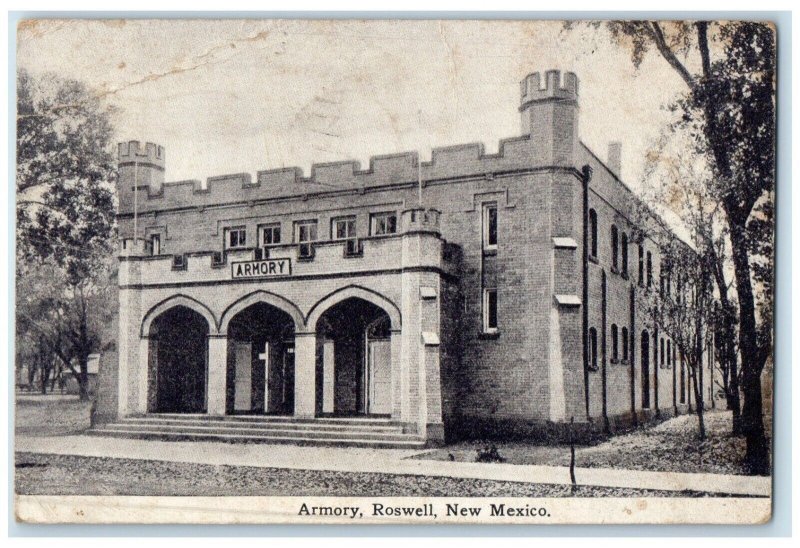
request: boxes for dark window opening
[483,288,498,332]
[226,226,247,249]
[483,203,498,250]
[370,212,398,235]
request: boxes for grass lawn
[416,411,764,476]
[14,452,739,497]
[15,395,93,437]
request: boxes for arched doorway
[641,330,650,409]
[226,302,296,415]
[315,297,393,416]
[148,306,210,413]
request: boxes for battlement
[118,140,165,168]
[117,68,583,215]
[520,70,578,107]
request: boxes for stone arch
[306,285,402,332]
[219,290,305,335]
[141,295,218,337]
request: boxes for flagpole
[418,109,423,207]
[133,161,139,248]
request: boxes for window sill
[589,255,598,264]
[478,331,500,340]
[482,247,498,257]
[610,358,619,365]
[588,366,599,373]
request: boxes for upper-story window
[589,209,598,259]
[588,327,598,371]
[149,234,161,256]
[611,225,619,271]
[483,202,498,251]
[332,216,356,241]
[333,216,360,256]
[225,226,247,249]
[646,251,653,288]
[371,211,397,236]
[260,223,281,246]
[295,220,318,258]
[621,232,629,276]
[638,244,645,285]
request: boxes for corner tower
[117,141,166,214]
[519,70,579,167]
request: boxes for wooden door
[367,340,391,415]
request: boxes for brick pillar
[207,335,228,415]
[322,340,335,413]
[390,330,403,421]
[136,337,149,414]
[293,332,316,419]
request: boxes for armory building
[103,70,717,447]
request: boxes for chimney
[607,142,622,178]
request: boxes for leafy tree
[572,20,775,475]
[16,69,118,400]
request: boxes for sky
[17,19,692,192]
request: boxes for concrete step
[86,428,427,449]
[120,416,404,433]
[145,413,396,425]
[94,422,415,442]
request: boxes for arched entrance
[226,302,296,414]
[641,330,650,409]
[315,297,394,416]
[148,306,210,413]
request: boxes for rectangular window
[261,224,281,246]
[611,324,618,362]
[483,288,498,333]
[638,245,644,284]
[149,234,161,256]
[295,220,318,258]
[646,251,653,288]
[225,226,247,249]
[483,202,498,251]
[332,216,356,240]
[370,211,398,235]
[333,216,360,256]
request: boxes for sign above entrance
[231,258,292,279]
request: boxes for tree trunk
[77,358,90,401]
[691,364,706,440]
[727,218,769,475]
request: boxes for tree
[16,69,118,400]
[630,180,718,441]
[572,21,775,475]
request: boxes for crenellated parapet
[520,70,579,108]
[118,140,165,169]
[116,68,583,216]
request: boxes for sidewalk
[16,434,770,497]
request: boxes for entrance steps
[89,414,427,449]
